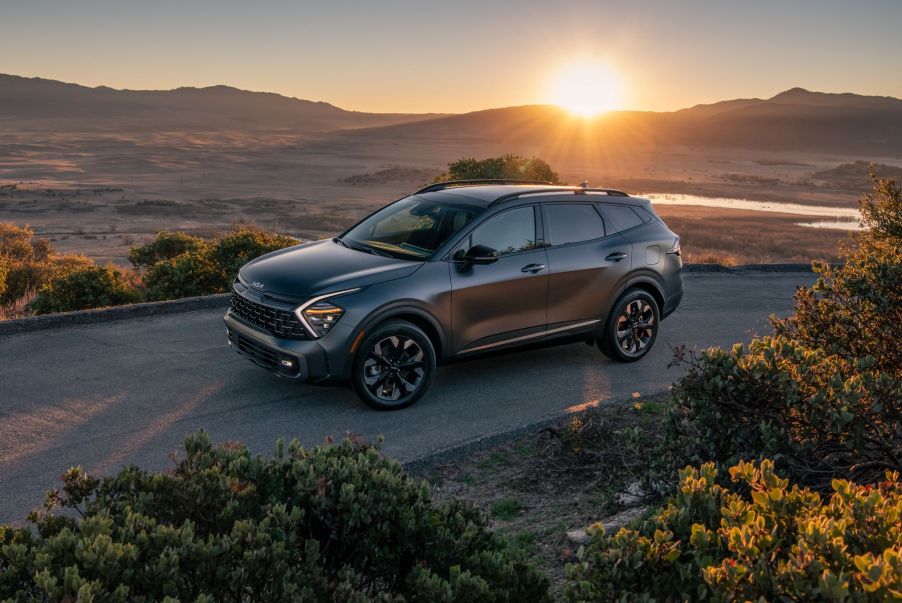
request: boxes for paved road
[0,272,814,523]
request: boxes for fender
[595,269,667,336]
[340,300,450,377]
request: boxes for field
[0,116,894,266]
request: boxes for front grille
[229,292,308,339]
[229,331,301,377]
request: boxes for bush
[208,225,298,283]
[565,460,902,602]
[433,154,562,184]
[142,251,224,301]
[0,222,94,306]
[0,432,550,602]
[662,174,902,489]
[128,230,208,270]
[29,264,139,314]
[134,225,297,300]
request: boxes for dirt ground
[418,395,668,596]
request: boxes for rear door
[542,202,632,329]
[448,205,549,354]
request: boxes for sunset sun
[550,61,624,117]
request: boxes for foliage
[142,250,224,301]
[433,154,562,184]
[136,225,297,300]
[0,432,550,602]
[128,230,208,270]
[662,173,902,489]
[0,222,93,306]
[208,225,297,283]
[565,460,902,602]
[774,173,902,374]
[29,264,140,314]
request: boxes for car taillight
[667,237,681,256]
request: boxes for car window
[544,204,606,245]
[457,206,537,258]
[343,195,479,260]
[599,205,644,233]
[633,207,656,223]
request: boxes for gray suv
[225,181,683,409]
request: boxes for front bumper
[225,311,332,381]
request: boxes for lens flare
[550,61,624,117]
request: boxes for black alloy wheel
[599,289,659,362]
[352,319,436,410]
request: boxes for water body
[643,193,862,231]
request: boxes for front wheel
[351,319,436,410]
[599,289,660,362]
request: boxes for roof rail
[414,179,556,194]
[488,187,630,206]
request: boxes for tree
[433,154,562,184]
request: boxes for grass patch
[491,497,523,520]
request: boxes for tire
[598,288,660,362]
[351,319,436,410]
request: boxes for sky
[2,0,901,114]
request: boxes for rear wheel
[599,289,659,362]
[351,319,436,410]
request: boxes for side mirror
[454,244,498,268]
[463,244,498,265]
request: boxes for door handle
[520,263,546,273]
[605,252,628,262]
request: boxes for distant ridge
[2,73,901,154]
[0,73,440,131]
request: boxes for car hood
[238,238,423,299]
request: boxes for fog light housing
[298,301,345,337]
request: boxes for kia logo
[251,281,264,289]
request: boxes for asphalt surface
[0,271,814,524]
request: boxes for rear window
[544,204,606,245]
[598,205,644,233]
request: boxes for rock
[566,506,648,544]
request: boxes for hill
[0,74,437,132]
[325,88,902,157]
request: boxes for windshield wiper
[338,237,394,258]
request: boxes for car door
[542,202,633,329]
[448,205,549,354]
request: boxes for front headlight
[299,301,345,337]
[294,287,361,338]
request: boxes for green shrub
[208,224,297,285]
[133,225,296,300]
[128,230,208,270]
[775,174,902,375]
[565,460,902,602]
[661,174,902,489]
[29,264,139,314]
[142,251,223,300]
[433,154,562,184]
[0,432,550,602]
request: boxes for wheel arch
[355,302,448,362]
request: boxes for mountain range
[2,73,901,155]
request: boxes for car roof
[414,184,652,211]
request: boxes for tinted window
[457,207,537,258]
[343,196,479,259]
[633,207,656,223]
[599,205,644,233]
[544,204,606,246]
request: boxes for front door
[449,205,548,354]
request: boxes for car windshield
[341,196,481,260]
